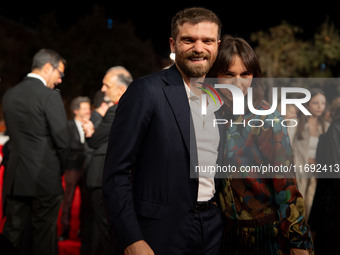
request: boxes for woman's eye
[224,72,234,77]
[241,72,251,77]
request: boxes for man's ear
[42,62,54,75]
[169,38,176,54]
[73,109,78,117]
[119,85,127,95]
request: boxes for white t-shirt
[184,80,222,202]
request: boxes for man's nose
[193,41,204,53]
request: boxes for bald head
[101,66,133,103]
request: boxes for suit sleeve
[45,91,70,171]
[102,79,154,252]
[87,106,116,150]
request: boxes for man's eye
[182,38,194,43]
[203,40,214,44]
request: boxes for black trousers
[61,169,86,234]
[183,203,224,255]
[81,188,112,255]
[113,203,224,255]
[3,194,63,255]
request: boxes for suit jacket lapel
[162,66,199,179]
[162,65,191,152]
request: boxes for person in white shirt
[59,96,91,241]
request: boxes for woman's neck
[308,116,318,124]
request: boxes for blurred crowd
[0,48,133,255]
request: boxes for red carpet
[0,163,5,232]
[58,239,81,255]
[0,145,6,232]
[0,145,83,255]
[57,180,82,255]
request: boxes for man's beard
[176,51,214,78]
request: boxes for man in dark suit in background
[2,49,70,255]
[90,91,113,129]
[80,91,113,254]
[102,7,223,255]
[82,66,133,255]
[59,96,91,241]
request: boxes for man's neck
[31,70,47,81]
[74,116,83,123]
[27,72,47,87]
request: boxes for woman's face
[308,93,326,117]
[217,55,253,101]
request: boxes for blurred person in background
[89,91,113,129]
[80,90,112,255]
[82,66,132,255]
[289,88,329,222]
[59,96,91,241]
[2,48,69,255]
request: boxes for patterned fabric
[219,101,313,255]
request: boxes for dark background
[0,1,339,119]
[1,1,339,58]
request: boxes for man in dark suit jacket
[59,96,91,240]
[82,66,133,255]
[90,91,113,129]
[2,49,70,255]
[80,91,112,254]
[102,8,224,255]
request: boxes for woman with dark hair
[208,35,264,115]
[209,35,313,254]
[289,88,329,222]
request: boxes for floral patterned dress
[219,102,313,255]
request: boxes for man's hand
[82,119,95,138]
[124,240,154,255]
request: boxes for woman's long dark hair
[295,88,327,140]
[207,35,264,114]
[330,97,340,121]
[208,35,262,78]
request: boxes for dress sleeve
[256,112,313,251]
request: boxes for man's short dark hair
[31,49,67,70]
[70,96,91,112]
[171,7,222,40]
